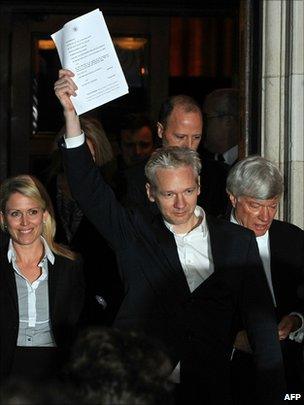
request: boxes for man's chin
[254,225,269,237]
[167,214,189,226]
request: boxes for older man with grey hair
[226,155,304,398]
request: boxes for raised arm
[54,69,133,251]
[54,69,81,138]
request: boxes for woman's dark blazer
[0,249,85,380]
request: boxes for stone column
[261,0,304,228]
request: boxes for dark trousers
[230,350,256,405]
[231,347,304,404]
[10,346,59,382]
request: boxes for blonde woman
[0,174,84,382]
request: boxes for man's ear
[146,183,155,202]
[157,122,164,140]
[228,193,237,208]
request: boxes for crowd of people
[0,68,303,404]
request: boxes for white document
[51,8,129,115]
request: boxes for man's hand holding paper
[51,8,129,115]
[54,69,82,137]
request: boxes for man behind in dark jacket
[123,94,230,216]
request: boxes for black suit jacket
[62,142,285,403]
[47,176,123,326]
[268,220,304,319]
[269,220,304,391]
[0,250,84,380]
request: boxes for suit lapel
[207,215,229,272]
[48,255,59,324]
[269,222,281,264]
[268,222,281,305]
[3,257,19,314]
[149,215,191,302]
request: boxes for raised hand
[54,69,78,113]
[54,69,81,138]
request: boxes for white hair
[145,147,201,189]
[226,155,283,199]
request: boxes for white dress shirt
[222,145,238,166]
[215,145,238,166]
[65,132,85,148]
[164,206,214,293]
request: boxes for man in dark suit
[55,69,285,403]
[122,94,229,216]
[226,155,304,400]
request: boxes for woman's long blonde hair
[0,174,76,260]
